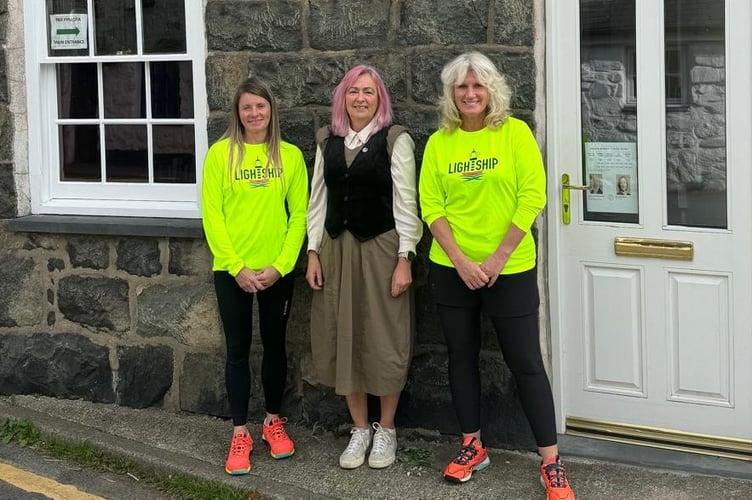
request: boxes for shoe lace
[543,460,569,488]
[451,441,479,465]
[370,423,394,455]
[344,427,370,454]
[267,417,289,441]
[229,434,250,456]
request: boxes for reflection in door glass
[665,0,726,228]
[580,0,639,223]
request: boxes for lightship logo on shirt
[234,157,283,188]
[447,149,498,181]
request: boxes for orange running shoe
[540,455,575,500]
[225,432,252,475]
[262,417,295,459]
[442,436,491,483]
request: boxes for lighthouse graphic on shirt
[447,148,499,181]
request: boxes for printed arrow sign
[56,27,81,36]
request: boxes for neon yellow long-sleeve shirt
[418,117,546,274]
[201,138,308,277]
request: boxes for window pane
[102,63,145,118]
[143,0,186,53]
[150,61,194,118]
[665,0,726,228]
[105,125,148,182]
[57,64,98,119]
[59,125,101,181]
[94,0,136,55]
[580,0,639,223]
[46,0,89,57]
[153,125,196,183]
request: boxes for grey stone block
[0,107,13,163]
[0,333,115,403]
[136,283,217,346]
[180,351,230,418]
[168,238,212,277]
[47,258,65,272]
[0,162,16,218]
[493,0,534,46]
[342,53,409,105]
[397,0,489,46]
[409,51,456,106]
[0,255,42,327]
[207,115,228,145]
[206,0,302,52]
[67,237,110,270]
[205,54,249,112]
[116,238,161,277]
[280,109,316,168]
[247,56,348,108]
[0,54,7,103]
[58,276,130,333]
[301,381,347,429]
[117,345,173,408]
[309,0,389,50]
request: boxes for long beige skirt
[310,229,413,395]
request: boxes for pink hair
[330,65,393,137]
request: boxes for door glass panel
[665,0,726,228]
[579,0,639,223]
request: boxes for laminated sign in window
[50,14,88,50]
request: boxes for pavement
[0,395,750,500]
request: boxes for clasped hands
[234,266,280,293]
[456,253,506,290]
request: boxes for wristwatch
[398,251,416,262]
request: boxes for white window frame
[24,1,207,218]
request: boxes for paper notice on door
[584,142,638,214]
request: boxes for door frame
[544,0,752,437]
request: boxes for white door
[547,0,752,455]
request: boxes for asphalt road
[0,442,170,500]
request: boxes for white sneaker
[339,426,372,469]
[368,422,397,468]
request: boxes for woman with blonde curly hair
[419,52,575,499]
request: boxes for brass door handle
[561,173,589,224]
[563,183,590,190]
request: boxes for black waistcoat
[323,128,395,241]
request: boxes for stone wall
[0,0,542,450]
[0,0,15,218]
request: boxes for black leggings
[213,271,294,426]
[437,305,557,447]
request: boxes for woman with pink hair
[306,65,422,470]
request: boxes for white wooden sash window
[24,1,207,217]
